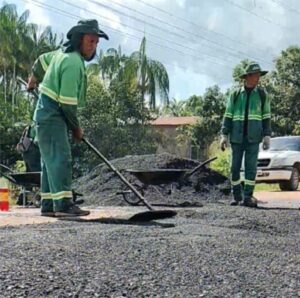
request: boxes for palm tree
[160,98,191,116]
[23,24,63,72]
[87,37,169,109]
[0,5,29,102]
[129,37,169,109]
[87,46,128,86]
[0,3,61,111]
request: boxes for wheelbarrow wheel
[121,190,142,206]
[33,194,41,208]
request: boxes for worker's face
[80,34,99,60]
[244,72,260,88]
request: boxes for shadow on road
[257,206,300,210]
[57,216,175,228]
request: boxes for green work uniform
[221,86,271,201]
[33,50,87,212]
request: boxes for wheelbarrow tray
[10,172,41,187]
[127,169,189,185]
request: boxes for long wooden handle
[184,156,217,179]
[82,138,154,210]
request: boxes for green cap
[66,19,109,41]
[240,62,268,78]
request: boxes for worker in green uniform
[29,19,109,216]
[220,62,271,207]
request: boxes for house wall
[154,125,191,158]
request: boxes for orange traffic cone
[0,178,9,211]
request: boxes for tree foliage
[179,86,226,157]
[88,37,169,109]
[0,4,61,165]
[159,97,192,117]
[2,1,300,173]
[73,76,157,175]
[270,46,300,135]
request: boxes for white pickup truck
[255,136,300,190]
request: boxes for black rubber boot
[41,211,55,217]
[41,199,55,217]
[55,204,90,217]
[230,200,241,206]
[243,197,258,208]
[72,190,85,205]
[230,196,242,206]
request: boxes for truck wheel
[279,167,299,191]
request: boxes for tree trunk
[4,66,7,104]
[12,61,16,113]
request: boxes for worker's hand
[220,135,229,151]
[72,127,83,141]
[27,75,38,91]
[262,136,271,150]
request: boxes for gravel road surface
[0,203,299,298]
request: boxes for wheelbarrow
[119,157,217,206]
[83,138,178,221]
[0,164,41,207]
[0,164,84,207]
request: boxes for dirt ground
[0,206,140,227]
[0,191,300,227]
[255,190,300,209]
[0,191,299,227]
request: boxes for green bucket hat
[240,62,268,78]
[66,19,109,41]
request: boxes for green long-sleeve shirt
[221,86,271,144]
[32,49,87,129]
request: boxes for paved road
[255,190,300,209]
[0,204,299,297]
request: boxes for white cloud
[168,62,217,100]
[24,0,50,26]
[176,0,186,8]
[78,0,122,31]
[10,0,300,99]
[206,7,224,31]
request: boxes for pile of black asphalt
[75,153,231,207]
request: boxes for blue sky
[9,0,300,102]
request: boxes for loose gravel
[1,153,299,297]
[0,204,299,297]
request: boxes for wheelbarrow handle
[184,156,217,179]
[82,137,154,210]
[0,171,17,184]
[0,164,14,173]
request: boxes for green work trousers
[230,138,260,201]
[36,122,73,212]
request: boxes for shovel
[82,138,177,221]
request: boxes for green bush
[210,149,231,177]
